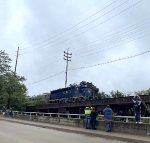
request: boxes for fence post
[79,115,81,119]
[16,111,18,118]
[146,118,150,135]
[126,117,129,123]
[30,113,32,120]
[12,111,15,118]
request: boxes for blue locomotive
[49,85,93,103]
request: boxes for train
[26,86,150,116]
[49,85,93,103]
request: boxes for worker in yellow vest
[84,107,92,129]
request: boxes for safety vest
[84,107,92,115]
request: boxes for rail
[12,111,150,123]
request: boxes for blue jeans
[135,111,141,122]
[105,121,112,132]
[91,119,96,129]
[85,115,91,129]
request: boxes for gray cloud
[0,0,150,96]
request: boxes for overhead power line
[19,0,140,55]
[68,0,119,29]
[62,0,129,37]
[27,50,150,86]
[65,0,143,48]
[27,70,65,86]
[20,18,150,74]
[24,22,150,77]
[72,19,150,53]
[73,23,150,59]
[19,0,119,51]
[69,50,150,71]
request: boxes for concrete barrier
[12,113,150,136]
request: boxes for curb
[0,118,149,143]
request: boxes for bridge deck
[31,95,150,109]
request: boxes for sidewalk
[0,117,149,143]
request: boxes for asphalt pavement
[0,118,149,143]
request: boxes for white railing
[12,111,85,119]
[1,111,150,135]
[11,111,150,123]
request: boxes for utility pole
[64,49,72,88]
[14,47,19,75]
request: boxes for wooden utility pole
[14,47,19,74]
[64,49,72,88]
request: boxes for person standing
[90,107,98,130]
[84,107,92,129]
[103,105,113,132]
[2,106,6,117]
[132,95,142,124]
[9,107,13,117]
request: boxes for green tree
[97,91,110,99]
[69,83,78,87]
[110,90,125,98]
[1,72,27,110]
[27,94,48,106]
[0,50,27,110]
[79,81,99,95]
[0,50,11,74]
[136,88,150,95]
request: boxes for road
[0,121,128,143]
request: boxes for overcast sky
[0,0,150,96]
